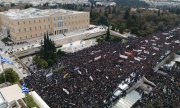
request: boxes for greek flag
[22,83,29,94]
[0,56,13,65]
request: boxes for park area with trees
[88,5,180,37]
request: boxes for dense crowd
[24,28,180,108]
[133,65,180,108]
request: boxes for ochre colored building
[0,8,90,41]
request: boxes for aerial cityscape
[0,0,179,108]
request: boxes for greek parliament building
[0,8,90,41]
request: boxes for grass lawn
[25,94,40,108]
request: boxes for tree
[111,24,116,31]
[111,36,122,42]
[124,8,130,19]
[0,68,20,84]
[57,49,65,57]
[104,9,108,18]
[40,60,48,68]
[40,35,56,65]
[157,22,165,31]
[99,8,102,13]
[90,9,94,22]
[24,4,32,9]
[96,38,104,43]
[98,16,109,26]
[108,6,111,14]
[105,27,110,41]
[158,10,161,16]
[0,74,5,84]
[112,6,117,15]
[146,103,154,108]
[118,23,127,33]
[33,56,48,68]
[11,3,15,7]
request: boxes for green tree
[57,49,65,57]
[111,36,122,42]
[0,74,5,84]
[124,8,130,19]
[40,35,56,65]
[33,56,48,68]
[112,6,117,15]
[99,8,102,13]
[108,6,111,14]
[104,9,108,18]
[158,22,165,31]
[2,68,19,83]
[111,24,116,31]
[118,23,127,33]
[24,4,32,9]
[96,38,104,43]
[11,3,15,7]
[90,8,93,19]
[98,16,109,26]
[158,10,161,16]
[105,27,110,41]
[146,103,154,108]
[39,59,48,68]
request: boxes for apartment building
[0,8,90,41]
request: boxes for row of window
[16,15,89,25]
[53,14,89,21]
[53,20,89,27]
[14,20,89,33]
[18,25,50,32]
[13,24,88,40]
[54,25,86,32]
[17,18,50,25]
[17,32,48,40]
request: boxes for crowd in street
[24,28,180,108]
[4,41,28,46]
[133,65,180,108]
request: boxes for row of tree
[90,6,180,37]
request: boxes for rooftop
[0,8,87,19]
[0,93,6,106]
[0,84,25,103]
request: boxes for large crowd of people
[133,64,180,108]
[24,27,180,108]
